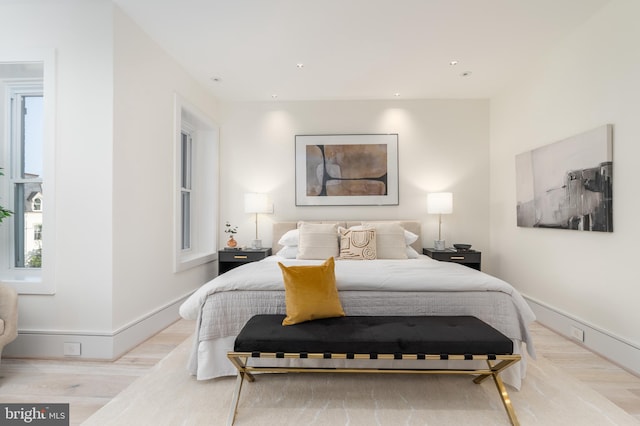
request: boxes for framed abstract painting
[295,134,399,206]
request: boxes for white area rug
[83,337,639,425]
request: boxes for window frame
[180,126,193,252]
[8,85,43,270]
[0,49,56,294]
[173,94,218,272]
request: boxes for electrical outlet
[570,326,585,342]
[63,342,81,356]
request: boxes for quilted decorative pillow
[296,223,339,259]
[278,257,345,326]
[338,227,376,260]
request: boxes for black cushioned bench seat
[227,315,521,426]
[234,314,513,356]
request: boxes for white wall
[489,0,640,370]
[219,100,490,253]
[112,7,218,333]
[0,0,115,334]
[1,0,219,359]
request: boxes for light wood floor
[0,320,195,425]
[1,320,639,425]
[530,322,640,422]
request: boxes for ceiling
[113,0,610,102]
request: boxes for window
[0,52,56,294]
[32,196,42,211]
[33,223,42,241]
[180,129,192,251]
[8,86,43,269]
[173,94,218,272]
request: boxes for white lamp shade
[244,193,272,214]
[427,192,453,214]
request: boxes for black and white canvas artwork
[516,124,613,232]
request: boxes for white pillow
[277,246,299,259]
[278,229,299,247]
[404,229,418,246]
[360,222,408,259]
[296,223,339,260]
[406,246,419,259]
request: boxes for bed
[179,220,536,389]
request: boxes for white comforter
[181,256,535,332]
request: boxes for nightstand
[423,248,481,271]
[218,248,272,274]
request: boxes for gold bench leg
[228,355,255,382]
[472,359,520,426]
[227,371,246,426]
[491,370,520,426]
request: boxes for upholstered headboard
[272,220,422,254]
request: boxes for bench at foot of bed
[227,315,521,426]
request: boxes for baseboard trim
[111,296,189,359]
[3,293,193,360]
[524,294,640,377]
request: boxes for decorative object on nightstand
[244,193,273,249]
[219,248,272,274]
[427,192,453,250]
[423,247,481,271]
[224,222,238,248]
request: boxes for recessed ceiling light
[394,93,400,97]
[460,71,472,77]
[449,60,459,66]
[296,63,304,69]
[271,94,278,99]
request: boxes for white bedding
[179,255,536,389]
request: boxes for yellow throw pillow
[278,257,345,326]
